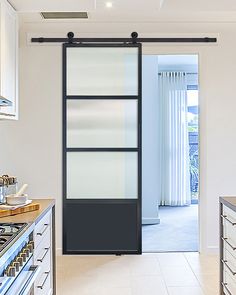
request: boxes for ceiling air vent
[41,12,88,19]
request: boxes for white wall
[142,55,160,225]
[0,21,236,253]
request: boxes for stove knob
[13,261,20,272]
[20,253,27,262]
[27,243,33,253]
[6,266,16,277]
[28,241,34,249]
[23,248,30,257]
[16,256,23,266]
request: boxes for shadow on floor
[142,205,199,252]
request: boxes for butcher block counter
[0,199,55,224]
[0,198,56,295]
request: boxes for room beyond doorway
[142,54,199,252]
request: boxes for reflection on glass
[66,47,138,95]
[67,100,137,148]
[66,152,138,199]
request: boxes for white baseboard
[142,217,160,225]
[204,246,219,255]
[56,248,62,256]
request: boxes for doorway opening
[142,54,199,252]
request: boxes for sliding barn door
[63,43,142,254]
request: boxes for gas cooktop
[0,223,28,253]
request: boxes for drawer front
[222,206,236,246]
[223,285,233,295]
[223,249,236,276]
[34,211,51,248]
[34,247,52,295]
[223,267,236,295]
[35,271,52,295]
[224,239,236,261]
[35,243,51,270]
[223,206,236,223]
[34,225,51,261]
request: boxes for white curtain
[158,72,191,206]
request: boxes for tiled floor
[56,252,219,295]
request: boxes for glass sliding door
[63,43,142,254]
[67,100,138,148]
[66,47,139,96]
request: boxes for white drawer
[224,285,233,295]
[34,226,51,261]
[223,267,236,295]
[35,270,52,295]
[224,241,236,263]
[34,246,52,295]
[222,207,236,246]
[223,206,236,223]
[34,211,51,248]
[35,244,51,270]
[224,249,236,275]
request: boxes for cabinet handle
[222,237,236,250]
[222,259,236,275]
[36,224,49,236]
[221,214,236,226]
[37,271,50,289]
[222,282,233,295]
[37,247,50,263]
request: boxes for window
[187,87,199,203]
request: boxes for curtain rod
[31,32,217,44]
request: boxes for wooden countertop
[220,197,236,212]
[0,198,55,224]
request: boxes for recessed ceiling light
[106,2,113,8]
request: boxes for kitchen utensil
[6,194,28,205]
[15,184,28,197]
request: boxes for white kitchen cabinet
[0,0,18,119]
[34,210,54,295]
[220,198,236,295]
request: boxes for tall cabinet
[220,197,236,295]
[0,0,18,119]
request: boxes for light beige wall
[0,21,235,253]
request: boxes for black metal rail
[31,32,217,44]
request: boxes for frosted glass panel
[67,152,138,199]
[66,47,138,95]
[67,100,137,148]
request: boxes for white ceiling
[9,0,96,12]
[9,0,161,12]
[161,0,236,11]
[8,0,236,22]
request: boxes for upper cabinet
[0,0,18,120]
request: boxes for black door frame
[62,42,142,254]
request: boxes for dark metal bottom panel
[63,202,140,254]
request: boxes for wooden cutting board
[0,202,40,218]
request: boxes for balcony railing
[189,132,198,201]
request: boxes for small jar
[0,186,7,204]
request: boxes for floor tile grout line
[183,252,207,294]
[155,253,171,295]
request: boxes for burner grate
[0,223,28,252]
